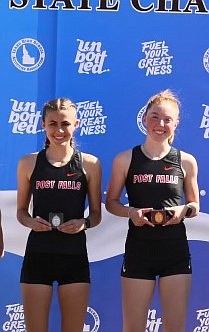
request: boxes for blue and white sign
[0,1,209,331]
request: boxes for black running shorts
[20,252,90,285]
[121,237,192,280]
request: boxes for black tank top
[25,149,88,254]
[125,145,186,239]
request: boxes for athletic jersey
[25,149,88,254]
[125,145,186,239]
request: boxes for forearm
[86,210,102,228]
[17,209,34,228]
[184,201,199,218]
[105,200,130,218]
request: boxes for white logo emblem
[11,38,45,72]
[200,104,209,138]
[137,106,147,135]
[77,100,107,136]
[203,48,209,73]
[8,99,42,134]
[83,306,100,332]
[138,40,173,76]
[75,39,109,74]
[146,309,162,331]
[194,308,209,331]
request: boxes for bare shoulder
[18,152,38,176]
[180,150,198,172]
[113,149,132,169]
[19,152,38,165]
[115,149,132,161]
[81,152,100,165]
[180,150,197,163]
[81,152,101,174]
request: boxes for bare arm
[181,151,199,218]
[17,154,51,231]
[164,151,199,225]
[83,153,102,228]
[105,150,132,218]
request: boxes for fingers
[163,214,179,226]
[142,207,154,213]
[34,216,52,231]
[130,208,155,227]
[132,207,183,227]
[134,216,155,228]
[57,219,85,234]
[36,216,51,226]
[144,220,155,227]
[33,217,85,233]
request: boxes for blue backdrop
[1,1,209,331]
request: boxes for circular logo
[11,38,45,72]
[203,48,209,73]
[84,306,100,332]
[136,106,147,135]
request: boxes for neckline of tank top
[140,144,171,161]
[44,148,76,168]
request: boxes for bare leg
[122,277,156,332]
[21,283,53,332]
[159,274,191,332]
[58,283,90,332]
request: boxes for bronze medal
[151,210,166,225]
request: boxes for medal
[49,212,64,228]
[151,210,167,225]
